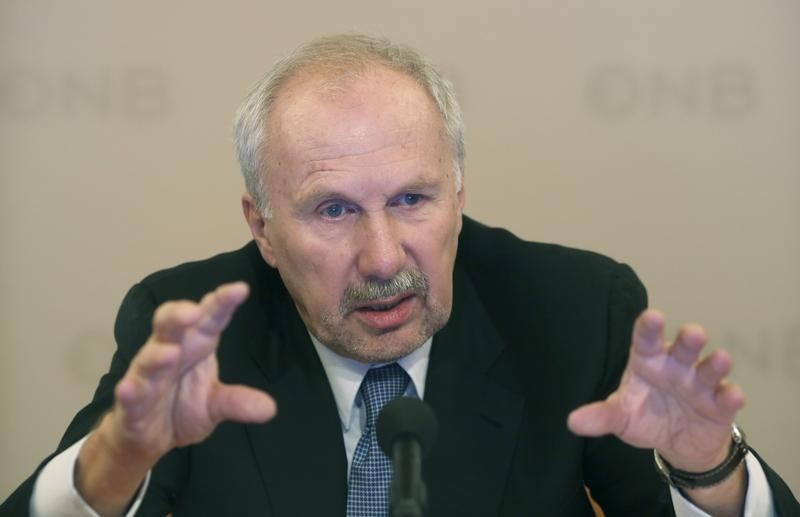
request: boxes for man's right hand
[75,282,277,516]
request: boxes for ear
[241,193,278,267]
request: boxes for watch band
[654,423,748,490]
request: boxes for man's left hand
[568,309,747,514]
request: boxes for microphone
[377,397,438,517]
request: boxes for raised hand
[76,282,276,515]
[568,309,748,514]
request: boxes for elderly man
[3,34,798,516]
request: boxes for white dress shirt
[309,334,431,476]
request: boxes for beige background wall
[2,0,798,500]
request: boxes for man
[2,34,798,516]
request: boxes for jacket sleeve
[581,262,677,516]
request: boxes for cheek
[414,224,458,291]
[282,240,352,299]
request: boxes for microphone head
[377,397,438,457]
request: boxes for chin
[331,330,428,364]
[314,305,450,364]
[310,320,426,363]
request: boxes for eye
[322,203,345,218]
[394,193,424,207]
[318,201,356,220]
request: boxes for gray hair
[232,33,465,218]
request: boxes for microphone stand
[389,437,427,517]
[377,397,437,517]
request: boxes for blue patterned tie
[347,363,410,516]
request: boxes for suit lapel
[423,265,525,515]
[243,280,348,516]
[238,250,525,516]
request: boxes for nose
[355,212,407,281]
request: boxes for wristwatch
[653,423,748,489]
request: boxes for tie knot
[360,363,410,427]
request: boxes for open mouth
[352,294,417,330]
[357,295,412,312]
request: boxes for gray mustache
[341,269,428,312]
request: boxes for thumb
[210,384,277,425]
[567,401,626,437]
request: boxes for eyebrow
[396,179,440,193]
[295,188,352,212]
[295,177,441,212]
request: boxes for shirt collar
[310,333,432,431]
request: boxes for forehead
[265,66,447,172]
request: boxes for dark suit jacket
[3,217,798,516]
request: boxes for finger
[115,374,161,420]
[194,282,250,336]
[695,349,733,389]
[567,401,627,437]
[209,384,277,425]
[132,342,182,378]
[631,309,666,358]
[715,381,746,413]
[115,376,144,408]
[115,345,181,417]
[668,323,707,367]
[152,301,203,343]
